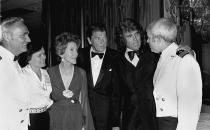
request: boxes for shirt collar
[160,42,178,59]
[125,48,135,53]
[0,45,16,61]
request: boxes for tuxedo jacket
[77,47,121,130]
[116,48,159,130]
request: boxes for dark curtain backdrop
[83,0,161,49]
[42,0,82,65]
[42,0,161,66]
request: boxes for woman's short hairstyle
[55,32,81,56]
[26,42,44,62]
[115,18,145,53]
[18,42,44,67]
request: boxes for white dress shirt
[90,47,105,86]
[153,43,202,130]
[125,48,139,67]
[23,65,53,109]
[0,46,30,130]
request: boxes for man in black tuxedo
[77,23,120,130]
[115,18,159,130]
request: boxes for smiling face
[6,22,31,56]
[29,47,46,69]
[89,31,107,53]
[61,41,78,64]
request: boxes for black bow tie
[128,51,139,60]
[91,52,104,59]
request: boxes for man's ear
[87,37,92,45]
[2,32,11,42]
[0,25,2,41]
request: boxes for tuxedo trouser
[157,117,178,130]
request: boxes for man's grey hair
[148,18,177,43]
[0,17,24,42]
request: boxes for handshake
[63,90,74,98]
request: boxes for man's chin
[18,49,27,54]
[132,47,140,51]
[22,49,27,53]
[97,47,106,52]
[22,47,27,52]
[41,64,46,68]
[151,49,158,53]
[71,60,76,64]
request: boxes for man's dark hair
[115,18,146,53]
[86,23,107,38]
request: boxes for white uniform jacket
[153,43,202,130]
[0,46,29,130]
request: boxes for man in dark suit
[77,23,120,130]
[115,18,159,130]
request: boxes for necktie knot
[91,52,104,59]
[128,51,139,60]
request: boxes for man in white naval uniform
[0,17,31,130]
[146,18,202,130]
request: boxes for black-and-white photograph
[0,0,210,130]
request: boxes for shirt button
[19,109,22,112]
[20,120,24,123]
[156,97,159,100]
[70,99,75,103]
[162,98,165,101]
[160,108,164,111]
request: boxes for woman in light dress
[21,42,53,130]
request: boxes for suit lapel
[83,48,94,88]
[135,52,145,69]
[134,53,149,84]
[121,51,148,92]
[120,57,136,92]
[135,48,145,68]
[94,48,110,87]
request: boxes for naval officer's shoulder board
[176,49,190,58]
[176,47,195,58]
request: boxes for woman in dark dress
[48,32,94,130]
